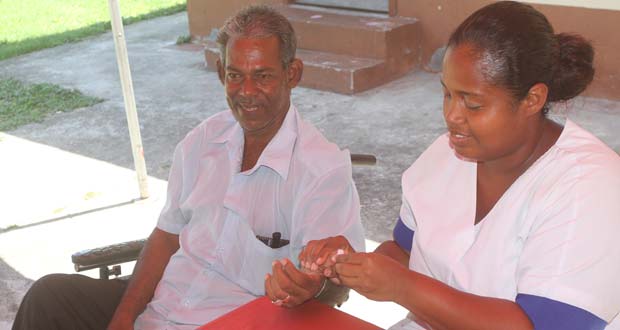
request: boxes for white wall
[524,0,620,10]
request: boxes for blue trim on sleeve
[393,217,414,252]
[516,294,606,330]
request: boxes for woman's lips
[448,131,472,146]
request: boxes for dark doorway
[294,0,389,13]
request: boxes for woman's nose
[444,99,465,125]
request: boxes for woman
[298,2,620,329]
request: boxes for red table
[198,296,383,330]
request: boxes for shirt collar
[212,104,299,180]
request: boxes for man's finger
[270,262,292,300]
[280,260,315,297]
[273,260,310,298]
[308,240,327,265]
[265,274,278,301]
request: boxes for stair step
[204,41,389,94]
[276,5,419,59]
[297,48,387,94]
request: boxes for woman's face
[441,44,530,163]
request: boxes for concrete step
[204,40,389,94]
[203,4,421,94]
[279,4,419,60]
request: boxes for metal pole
[107,0,149,198]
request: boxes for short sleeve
[517,165,620,322]
[292,164,365,255]
[393,217,414,252]
[399,194,416,232]
[157,142,190,234]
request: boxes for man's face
[219,36,295,138]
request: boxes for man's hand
[298,235,354,282]
[264,258,323,308]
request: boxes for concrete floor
[0,11,618,329]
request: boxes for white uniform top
[135,105,365,330]
[393,120,620,330]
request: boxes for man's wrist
[313,277,328,298]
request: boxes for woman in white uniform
[299,1,620,329]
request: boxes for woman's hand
[264,258,323,308]
[333,252,409,302]
[298,235,354,280]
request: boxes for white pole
[107,0,149,199]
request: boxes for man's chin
[240,122,269,134]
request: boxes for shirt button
[183,299,190,307]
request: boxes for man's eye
[256,74,271,80]
[227,73,241,80]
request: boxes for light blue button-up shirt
[135,105,365,330]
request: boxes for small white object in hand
[336,249,345,255]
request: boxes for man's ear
[520,82,549,117]
[286,58,303,89]
[216,59,225,86]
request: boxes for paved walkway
[1,11,618,329]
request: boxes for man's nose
[239,77,258,96]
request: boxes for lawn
[0,0,186,60]
[0,78,103,131]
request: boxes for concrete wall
[394,0,620,100]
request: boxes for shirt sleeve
[156,141,190,234]
[516,294,606,330]
[292,164,365,256]
[517,164,620,322]
[393,217,414,252]
[399,194,416,232]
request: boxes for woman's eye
[465,103,482,110]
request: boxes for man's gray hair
[216,5,297,68]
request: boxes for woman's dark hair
[447,1,594,113]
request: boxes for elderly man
[12,5,364,330]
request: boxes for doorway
[294,0,389,13]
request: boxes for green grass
[176,34,192,45]
[0,0,186,60]
[0,78,103,131]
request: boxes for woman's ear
[521,82,549,117]
[286,59,304,89]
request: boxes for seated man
[12,6,365,330]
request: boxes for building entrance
[294,0,388,13]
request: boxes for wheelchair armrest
[69,154,374,279]
[350,153,376,166]
[71,239,146,273]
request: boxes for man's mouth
[238,103,260,113]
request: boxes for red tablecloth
[197,296,383,330]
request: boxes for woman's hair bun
[548,33,595,102]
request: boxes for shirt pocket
[213,211,290,296]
